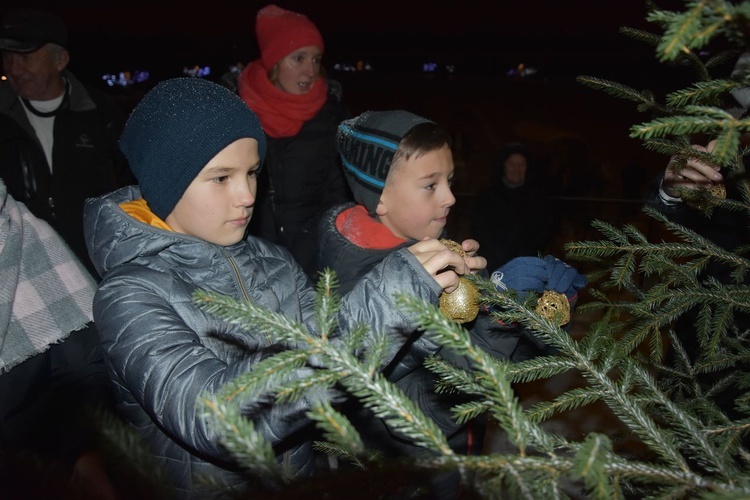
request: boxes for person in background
[83,78,478,499]
[645,138,750,421]
[0,8,133,276]
[319,110,587,499]
[471,142,556,272]
[234,4,352,281]
[644,50,750,422]
[0,176,117,500]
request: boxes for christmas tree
[100,1,750,498]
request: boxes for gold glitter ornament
[438,239,479,324]
[685,182,726,210]
[535,290,570,326]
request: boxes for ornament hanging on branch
[438,239,479,324]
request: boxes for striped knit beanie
[337,110,433,215]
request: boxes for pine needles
[153,1,750,497]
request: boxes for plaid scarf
[0,180,96,374]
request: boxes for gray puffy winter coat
[318,203,523,461]
[83,186,443,498]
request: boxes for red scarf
[238,60,327,138]
[336,205,406,250]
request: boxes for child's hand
[408,238,469,293]
[460,238,487,274]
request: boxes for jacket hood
[83,185,220,279]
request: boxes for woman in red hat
[236,4,352,281]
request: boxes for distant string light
[102,70,150,88]
[182,65,211,78]
[92,57,541,90]
[333,61,373,72]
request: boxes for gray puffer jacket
[318,203,524,461]
[83,186,443,499]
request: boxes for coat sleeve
[334,247,444,370]
[321,84,353,209]
[643,172,693,222]
[94,271,321,462]
[0,323,115,465]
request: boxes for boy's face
[377,144,455,241]
[165,138,261,246]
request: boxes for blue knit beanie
[120,78,267,220]
[337,110,432,215]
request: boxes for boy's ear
[375,199,387,216]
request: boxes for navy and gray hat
[0,8,68,53]
[120,78,267,220]
[337,110,433,215]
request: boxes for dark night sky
[11,1,664,37]
[0,1,686,88]
[1,1,681,65]
[0,0,698,202]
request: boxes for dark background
[1,0,715,456]
[1,1,710,244]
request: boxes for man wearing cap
[0,7,133,275]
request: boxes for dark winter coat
[471,158,555,272]
[248,81,352,281]
[644,172,750,253]
[0,71,132,272]
[645,172,750,419]
[84,187,444,499]
[0,324,113,469]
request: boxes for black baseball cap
[0,8,67,53]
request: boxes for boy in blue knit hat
[82,79,480,499]
[319,110,587,499]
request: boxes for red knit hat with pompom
[255,4,324,70]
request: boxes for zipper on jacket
[222,251,272,346]
[222,249,292,469]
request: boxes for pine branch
[173,5,750,496]
[576,75,670,114]
[618,26,661,47]
[647,1,724,62]
[201,396,287,484]
[194,279,457,459]
[630,112,737,140]
[307,400,365,456]
[666,79,739,108]
[394,292,559,455]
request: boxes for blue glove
[491,255,587,301]
[543,255,587,301]
[490,256,548,295]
